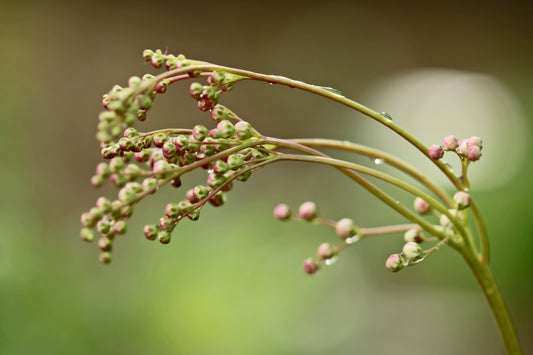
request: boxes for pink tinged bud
[98,237,113,252]
[456,139,468,156]
[453,191,472,210]
[317,243,337,260]
[302,258,319,274]
[99,252,112,264]
[404,228,423,243]
[335,218,357,239]
[298,201,317,221]
[428,144,444,160]
[442,135,459,151]
[467,136,483,149]
[158,231,171,244]
[440,214,452,228]
[152,160,170,174]
[467,145,482,162]
[144,224,158,240]
[386,254,404,272]
[402,242,422,261]
[274,204,291,220]
[414,197,431,214]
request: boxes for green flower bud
[173,135,189,152]
[402,242,422,261]
[95,162,111,177]
[178,200,193,213]
[386,254,404,272]
[210,104,229,122]
[99,252,112,264]
[165,203,182,218]
[209,191,226,207]
[137,95,153,110]
[414,197,431,214]
[207,173,226,189]
[142,177,158,192]
[187,209,200,221]
[193,185,210,201]
[96,219,111,235]
[98,237,113,251]
[159,216,175,232]
[113,220,127,235]
[404,228,423,243]
[209,71,226,85]
[158,230,171,244]
[153,133,169,148]
[236,169,252,182]
[217,120,235,139]
[234,121,253,140]
[128,76,142,88]
[189,82,203,100]
[212,160,229,175]
[151,53,164,68]
[91,174,104,188]
[192,125,208,142]
[109,157,125,172]
[96,197,112,213]
[137,109,147,121]
[81,212,97,228]
[118,187,136,204]
[142,49,154,61]
[80,228,95,242]
[226,154,245,169]
[144,224,158,240]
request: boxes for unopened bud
[386,254,404,272]
[99,252,112,264]
[467,136,483,149]
[467,145,482,162]
[298,201,317,221]
[453,191,472,210]
[442,135,459,151]
[302,258,319,274]
[144,224,158,240]
[428,144,444,160]
[404,228,423,243]
[317,243,337,260]
[273,204,291,220]
[402,242,422,261]
[414,197,431,214]
[158,231,171,244]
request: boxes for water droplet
[442,161,455,174]
[380,112,393,121]
[374,158,385,165]
[345,236,360,244]
[207,168,214,174]
[318,86,344,97]
[325,257,337,265]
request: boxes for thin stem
[360,224,419,237]
[292,138,453,207]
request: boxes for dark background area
[0,1,532,354]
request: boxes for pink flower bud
[467,145,482,161]
[453,191,472,209]
[298,201,317,221]
[456,139,468,156]
[302,258,319,274]
[414,197,431,214]
[317,243,337,260]
[428,144,444,160]
[442,135,459,151]
[386,254,404,272]
[466,136,483,149]
[335,218,357,239]
[273,204,291,220]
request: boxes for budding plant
[80,49,522,354]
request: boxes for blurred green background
[1,1,532,354]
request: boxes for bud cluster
[428,135,483,162]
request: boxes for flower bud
[209,191,226,207]
[442,135,459,151]
[110,173,126,188]
[189,83,203,100]
[91,175,104,188]
[227,154,245,169]
[98,237,113,251]
[173,135,189,152]
[192,125,208,141]
[385,254,404,272]
[99,252,112,264]
[165,203,182,218]
[302,258,319,274]
[142,49,154,61]
[159,216,174,232]
[109,157,125,172]
[128,76,142,88]
[453,191,472,210]
[118,187,136,204]
[187,209,200,221]
[95,162,111,177]
[217,120,235,139]
[414,197,431,214]
[404,228,423,243]
[213,160,229,175]
[317,243,338,260]
[210,104,229,122]
[236,170,252,182]
[152,160,170,174]
[298,201,317,221]
[456,139,468,156]
[162,141,177,159]
[402,242,422,261]
[467,136,483,149]
[137,109,147,121]
[193,185,210,201]
[144,224,158,240]
[96,220,111,235]
[335,218,357,239]
[207,173,226,189]
[208,128,222,139]
[428,144,444,160]
[80,228,95,242]
[158,231,171,244]
[142,177,158,192]
[96,197,112,213]
[151,53,164,68]
[273,204,291,220]
[153,133,169,148]
[113,220,127,235]
[467,145,482,162]
[208,71,225,85]
[234,121,253,140]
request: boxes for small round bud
[189,83,203,100]
[158,230,171,244]
[80,228,95,242]
[440,213,452,228]
[165,203,182,218]
[335,218,357,239]
[317,243,338,260]
[109,157,125,173]
[467,136,483,149]
[192,125,208,141]
[159,216,174,232]
[80,212,96,228]
[98,237,113,251]
[113,220,127,235]
[118,187,136,204]
[151,53,164,68]
[212,160,229,175]
[208,128,222,139]
[137,95,153,110]
[193,185,210,201]
[208,71,225,85]
[302,258,320,274]
[128,76,142,88]
[144,224,158,240]
[386,254,404,272]
[428,144,444,160]
[402,242,422,261]
[226,154,245,169]
[404,228,423,243]
[142,177,158,192]
[137,109,147,121]
[456,139,468,156]
[110,173,127,188]
[91,175,104,187]
[236,170,252,182]
[152,160,170,174]
[207,173,226,189]
[162,141,177,159]
[217,120,235,139]
[274,204,291,220]
[210,104,229,122]
[209,191,226,207]
[99,252,112,264]
[118,137,133,151]
[135,150,151,163]
[414,197,431,214]
[453,191,472,210]
[96,220,111,235]
[467,145,482,162]
[96,197,112,213]
[234,121,253,140]
[298,201,317,221]
[142,49,154,61]
[442,135,459,151]
[153,133,169,148]
[95,162,111,177]
[187,209,200,221]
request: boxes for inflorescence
[81,49,483,275]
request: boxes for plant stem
[461,248,522,354]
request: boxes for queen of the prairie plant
[80,49,522,354]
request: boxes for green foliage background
[0,1,532,354]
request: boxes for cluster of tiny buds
[273,202,359,274]
[189,69,242,112]
[429,135,483,162]
[386,241,424,272]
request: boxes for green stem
[461,248,522,354]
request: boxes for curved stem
[291,138,453,207]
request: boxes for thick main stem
[461,249,522,354]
